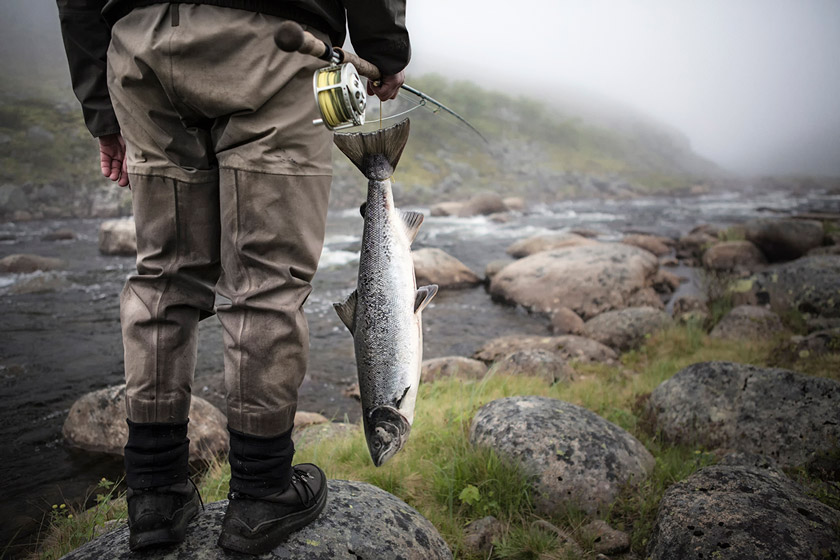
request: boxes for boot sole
[128,499,200,551]
[217,483,328,555]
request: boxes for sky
[2,0,839,176]
[405,0,840,175]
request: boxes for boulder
[470,397,654,515]
[620,234,671,257]
[429,201,464,217]
[489,243,659,319]
[505,232,597,258]
[457,192,508,217]
[676,231,718,261]
[462,516,504,557]
[625,287,665,310]
[709,305,788,339]
[62,385,228,462]
[41,228,76,241]
[9,272,70,295]
[490,350,575,384]
[745,218,824,262]
[652,269,681,294]
[702,240,766,272]
[549,307,585,335]
[99,218,137,256]
[671,296,709,324]
[292,411,329,433]
[293,422,358,449]
[502,197,526,212]
[808,244,840,256]
[473,335,618,364]
[0,253,65,273]
[60,481,452,560]
[583,307,672,352]
[484,259,512,282]
[421,356,487,383]
[580,520,630,555]
[733,255,840,318]
[787,328,840,360]
[413,248,482,289]
[647,362,840,467]
[647,465,840,560]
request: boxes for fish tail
[333,119,410,180]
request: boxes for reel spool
[313,63,367,130]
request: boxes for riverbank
[27,321,840,559]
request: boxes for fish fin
[399,210,424,244]
[333,290,358,332]
[334,119,410,180]
[414,284,438,314]
[360,202,367,218]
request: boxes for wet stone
[60,481,452,559]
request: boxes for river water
[1,189,837,554]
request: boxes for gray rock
[787,328,840,359]
[484,258,513,282]
[505,232,598,258]
[42,228,76,241]
[808,244,840,256]
[490,244,659,319]
[581,520,630,555]
[61,481,452,559]
[413,248,482,289]
[462,516,503,557]
[702,240,767,272]
[550,307,585,335]
[99,218,137,255]
[624,287,665,310]
[293,422,358,449]
[745,218,825,262]
[709,305,788,339]
[0,184,29,214]
[502,197,526,212]
[473,335,618,364]
[458,192,508,217]
[732,255,840,318]
[652,269,681,294]
[648,362,840,467]
[671,295,709,324]
[676,231,718,260]
[470,397,654,515]
[583,307,672,352]
[620,234,671,257]
[62,385,228,463]
[429,201,464,217]
[647,465,840,560]
[421,356,487,383]
[490,349,575,384]
[0,253,65,273]
[9,271,70,294]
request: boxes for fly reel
[313,63,367,130]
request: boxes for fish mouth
[364,406,411,467]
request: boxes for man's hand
[99,133,130,188]
[367,71,405,101]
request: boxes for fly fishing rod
[275,20,487,142]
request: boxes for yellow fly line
[315,67,352,129]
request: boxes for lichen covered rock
[473,335,617,364]
[60,481,452,559]
[709,305,787,340]
[470,396,654,515]
[648,362,840,467]
[583,307,671,351]
[648,465,840,560]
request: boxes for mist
[2,0,839,176]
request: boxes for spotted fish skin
[333,120,437,466]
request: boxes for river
[1,188,837,555]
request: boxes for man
[56,0,409,554]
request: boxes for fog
[2,0,839,176]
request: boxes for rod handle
[275,20,382,80]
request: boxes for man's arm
[343,0,410,101]
[57,0,128,186]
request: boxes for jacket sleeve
[57,0,120,137]
[343,0,410,76]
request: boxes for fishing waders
[107,4,331,551]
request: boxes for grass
[27,323,838,559]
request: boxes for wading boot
[217,463,328,555]
[127,479,203,551]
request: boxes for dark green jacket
[57,0,410,137]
